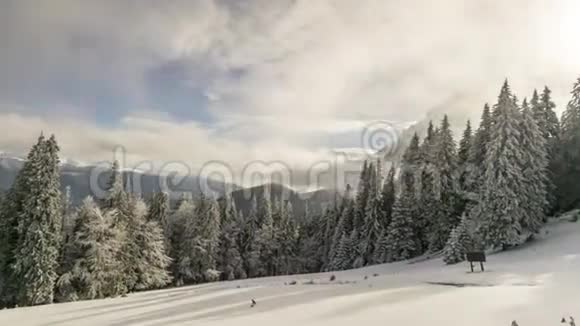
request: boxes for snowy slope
[1,216,579,326]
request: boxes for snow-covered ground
[2,215,579,326]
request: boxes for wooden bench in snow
[466,251,486,272]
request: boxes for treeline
[1,78,580,308]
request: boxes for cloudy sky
[1,0,580,187]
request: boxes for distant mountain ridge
[0,154,339,215]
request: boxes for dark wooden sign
[466,251,486,272]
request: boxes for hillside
[1,215,578,326]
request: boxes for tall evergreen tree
[147,192,171,251]
[428,115,459,252]
[218,194,243,280]
[532,87,560,212]
[360,162,383,266]
[55,197,124,301]
[168,197,195,285]
[474,80,526,249]
[0,136,45,307]
[385,184,418,262]
[556,78,580,210]
[101,161,126,211]
[379,166,396,231]
[466,104,493,195]
[519,99,548,234]
[12,135,63,306]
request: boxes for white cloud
[2,0,580,189]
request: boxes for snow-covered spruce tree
[360,162,383,266]
[277,201,299,275]
[56,197,124,301]
[532,87,560,212]
[352,161,371,245]
[372,166,396,264]
[385,183,418,262]
[518,99,549,235]
[168,197,194,285]
[0,136,44,307]
[55,186,78,303]
[458,120,473,193]
[443,215,472,265]
[197,196,222,281]
[332,233,355,270]
[417,125,439,253]
[428,115,459,252]
[12,135,63,306]
[380,166,396,230]
[241,195,260,278]
[402,133,422,191]
[218,194,243,281]
[556,77,580,211]
[135,220,172,290]
[147,192,170,245]
[101,160,127,211]
[328,185,355,270]
[179,195,221,283]
[256,187,278,276]
[532,87,560,151]
[475,80,526,250]
[466,104,493,196]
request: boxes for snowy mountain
[0,155,338,212]
[0,154,235,204]
[1,215,578,326]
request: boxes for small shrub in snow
[443,216,472,265]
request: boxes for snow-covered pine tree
[11,135,63,306]
[189,195,222,282]
[428,115,459,252]
[518,99,548,235]
[218,194,243,281]
[385,182,418,262]
[458,120,473,189]
[0,136,45,307]
[169,197,195,285]
[331,232,354,271]
[56,197,124,301]
[556,77,580,211]
[256,188,279,276]
[147,192,171,262]
[242,195,260,277]
[402,133,421,192]
[418,125,439,252]
[116,195,144,292]
[466,104,493,196]
[277,200,298,275]
[380,165,396,230]
[361,162,383,266]
[132,197,172,290]
[532,87,560,212]
[328,185,354,269]
[475,80,526,250]
[443,215,472,265]
[101,160,126,211]
[352,161,371,242]
[532,87,560,150]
